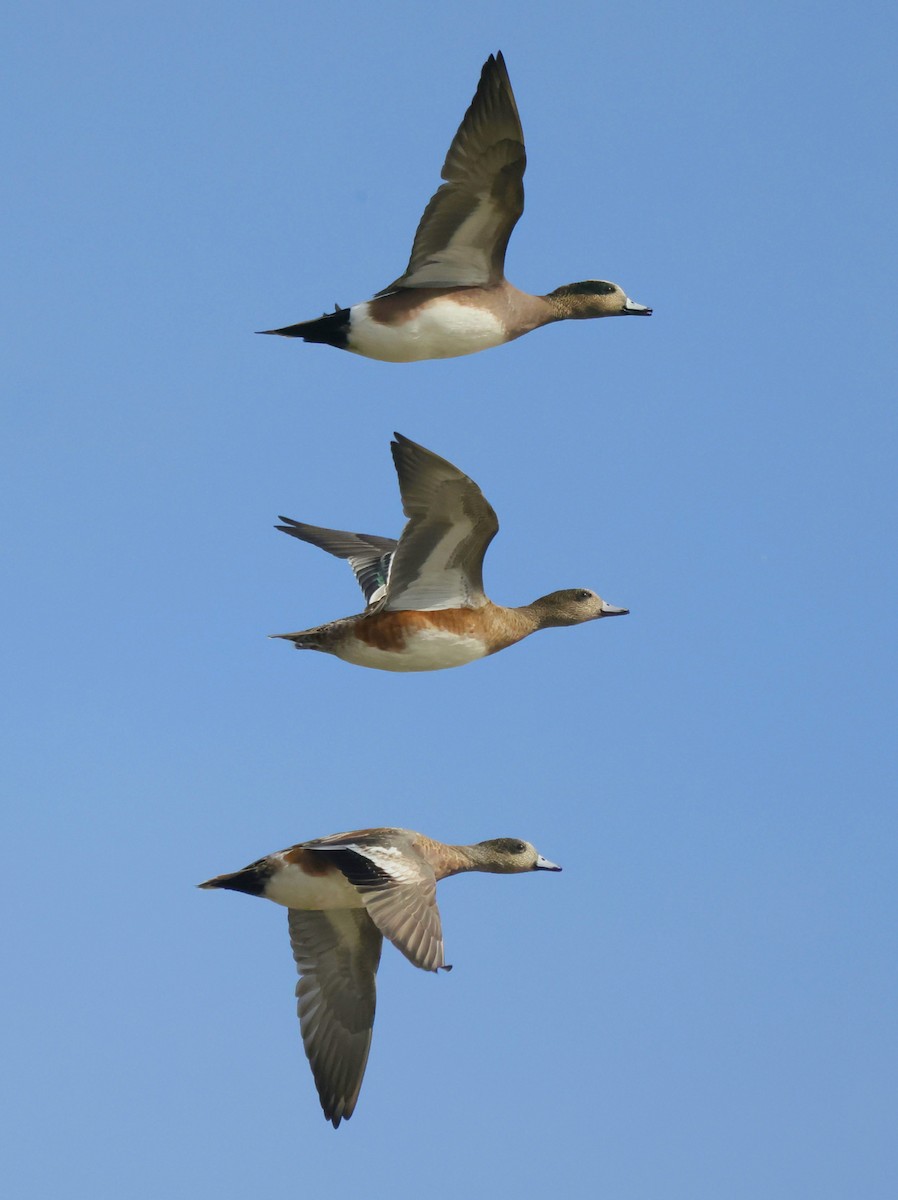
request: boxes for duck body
[284,611,490,671]
[271,283,548,363]
[278,605,527,672]
[260,53,651,362]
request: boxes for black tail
[257,306,350,349]
[198,859,271,896]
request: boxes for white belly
[347,300,507,362]
[265,861,364,910]
[338,626,490,672]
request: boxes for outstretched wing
[377,53,525,292]
[382,433,498,612]
[287,907,383,1127]
[276,519,397,607]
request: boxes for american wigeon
[272,433,628,671]
[259,52,651,362]
[200,827,561,1126]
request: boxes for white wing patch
[343,843,405,870]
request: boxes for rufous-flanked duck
[272,433,628,671]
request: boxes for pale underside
[335,624,490,672]
[347,298,507,362]
[266,861,365,909]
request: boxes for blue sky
[3,3,897,1196]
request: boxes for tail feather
[198,860,271,896]
[270,631,323,650]
[257,306,350,349]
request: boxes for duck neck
[441,842,503,877]
[512,597,566,631]
[487,604,542,643]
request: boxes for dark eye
[575,589,591,601]
[512,841,526,853]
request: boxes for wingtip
[325,1098,356,1128]
[485,50,510,80]
[391,431,422,453]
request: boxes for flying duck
[200,827,561,1125]
[272,432,628,671]
[259,53,651,362]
